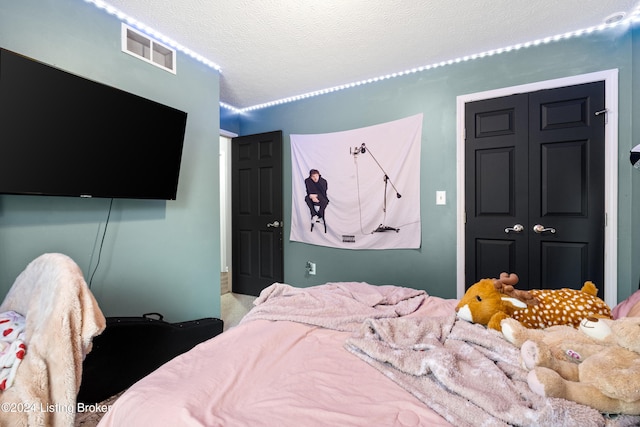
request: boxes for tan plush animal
[455,273,611,331]
[501,317,612,380]
[521,316,640,415]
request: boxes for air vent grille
[121,23,176,74]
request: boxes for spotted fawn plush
[455,273,611,331]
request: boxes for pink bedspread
[97,283,457,427]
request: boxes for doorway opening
[219,131,235,295]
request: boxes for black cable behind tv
[0,48,188,200]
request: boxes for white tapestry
[290,113,423,249]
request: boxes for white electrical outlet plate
[436,191,446,205]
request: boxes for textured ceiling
[99,0,639,109]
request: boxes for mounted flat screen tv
[0,48,187,200]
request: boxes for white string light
[219,102,243,114]
[83,0,222,72]
[238,14,636,112]
[85,0,639,113]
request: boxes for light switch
[436,191,446,205]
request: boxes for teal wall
[0,0,221,321]
[236,24,639,302]
[1,1,638,320]
[632,27,640,292]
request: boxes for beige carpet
[221,292,256,330]
[73,292,255,426]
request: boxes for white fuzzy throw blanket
[241,282,639,427]
[240,281,426,331]
[0,253,106,427]
[344,313,627,427]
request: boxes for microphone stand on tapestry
[350,143,402,233]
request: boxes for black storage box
[78,314,223,404]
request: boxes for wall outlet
[436,190,446,205]
[307,261,316,275]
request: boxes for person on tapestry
[304,169,329,223]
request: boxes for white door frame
[220,129,238,293]
[456,69,619,307]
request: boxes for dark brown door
[465,82,605,296]
[232,131,283,296]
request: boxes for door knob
[533,224,556,234]
[266,220,282,228]
[504,224,524,233]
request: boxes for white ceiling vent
[121,23,176,74]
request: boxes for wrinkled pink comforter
[98,282,456,427]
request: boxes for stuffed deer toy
[455,273,611,332]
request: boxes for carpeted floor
[221,292,256,330]
[74,292,255,426]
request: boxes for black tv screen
[0,48,187,200]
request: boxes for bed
[97,281,639,427]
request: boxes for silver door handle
[533,224,556,234]
[504,224,524,233]
[267,220,282,228]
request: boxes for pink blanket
[98,282,626,426]
[98,283,454,427]
[612,289,640,318]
